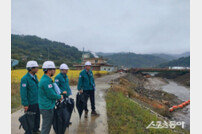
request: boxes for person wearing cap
[77,61,99,118]
[54,63,72,125]
[38,61,63,134]
[20,61,40,134]
[54,63,72,96]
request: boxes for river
[161,80,190,129]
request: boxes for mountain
[151,54,177,61]
[158,56,190,68]
[96,52,116,57]
[175,52,190,58]
[11,34,82,67]
[151,52,190,61]
[103,52,168,68]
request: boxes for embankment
[106,72,190,133]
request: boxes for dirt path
[11,73,125,134]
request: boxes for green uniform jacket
[38,74,61,110]
[20,72,39,106]
[77,69,95,91]
[54,73,72,96]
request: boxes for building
[82,57,107,65]
[169,66,190,70]
[74,56,117,72]
[82,53,91,59]
[11,59,19,67]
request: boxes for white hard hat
[59,63,69,70]
[26,61,39,68]
[85,61,91,66]
[42,61,56,69]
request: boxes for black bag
[18,112,35,131]
[64,97,74,127]
[76,92,89,118]
[53,100,69,134]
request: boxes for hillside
[96,52,116,57]
[11,34,82,67]
[158,56,190,68]
[151,53,176,61]
[102,52,168,68]
[152,52,190,61]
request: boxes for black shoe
[84,110,88,118]
[66,122,72,127]
[91,111,100,116]
[33,130,41,134]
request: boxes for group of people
[20,60,99,134]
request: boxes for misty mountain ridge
[97,52,190,68]
[97,51,190,61]
[11,34,189,68]
[158,56,190,68]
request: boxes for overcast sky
[12,0,190,54]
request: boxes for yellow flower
[11,69,107,83]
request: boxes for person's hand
[24,106,28,112]
[79,90,83,94]
[60,95,63,101]
[63,91,67,94]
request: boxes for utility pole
[47,44,50,60]
[82,47,84,61]
[48,46,49,60]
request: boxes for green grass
[11,83,22,113]
[106,91,189,134]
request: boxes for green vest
[77,69,95,91]
[54,73,72,96]
[20,72,39,106]
[38,74,61,110]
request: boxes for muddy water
[161,80,190,101]
[161,80,190,129]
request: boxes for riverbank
[155,72,190,87]
[108,72,190,131]
[106,80,189,133]
[106,91,187,134]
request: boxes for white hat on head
[26,61,39,68]
[42,61,56,69]
[85,61,91,66]
[59,63,69,70]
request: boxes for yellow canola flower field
[11,69,108,83]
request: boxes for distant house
[117,68,128,73]
[169,66,190,69]
[82,53,91,59]
[11,59,19,67]
[74,56,117,72]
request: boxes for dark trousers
[83,90,95,111]
[25,103,40,134]
[40,109,54,134]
